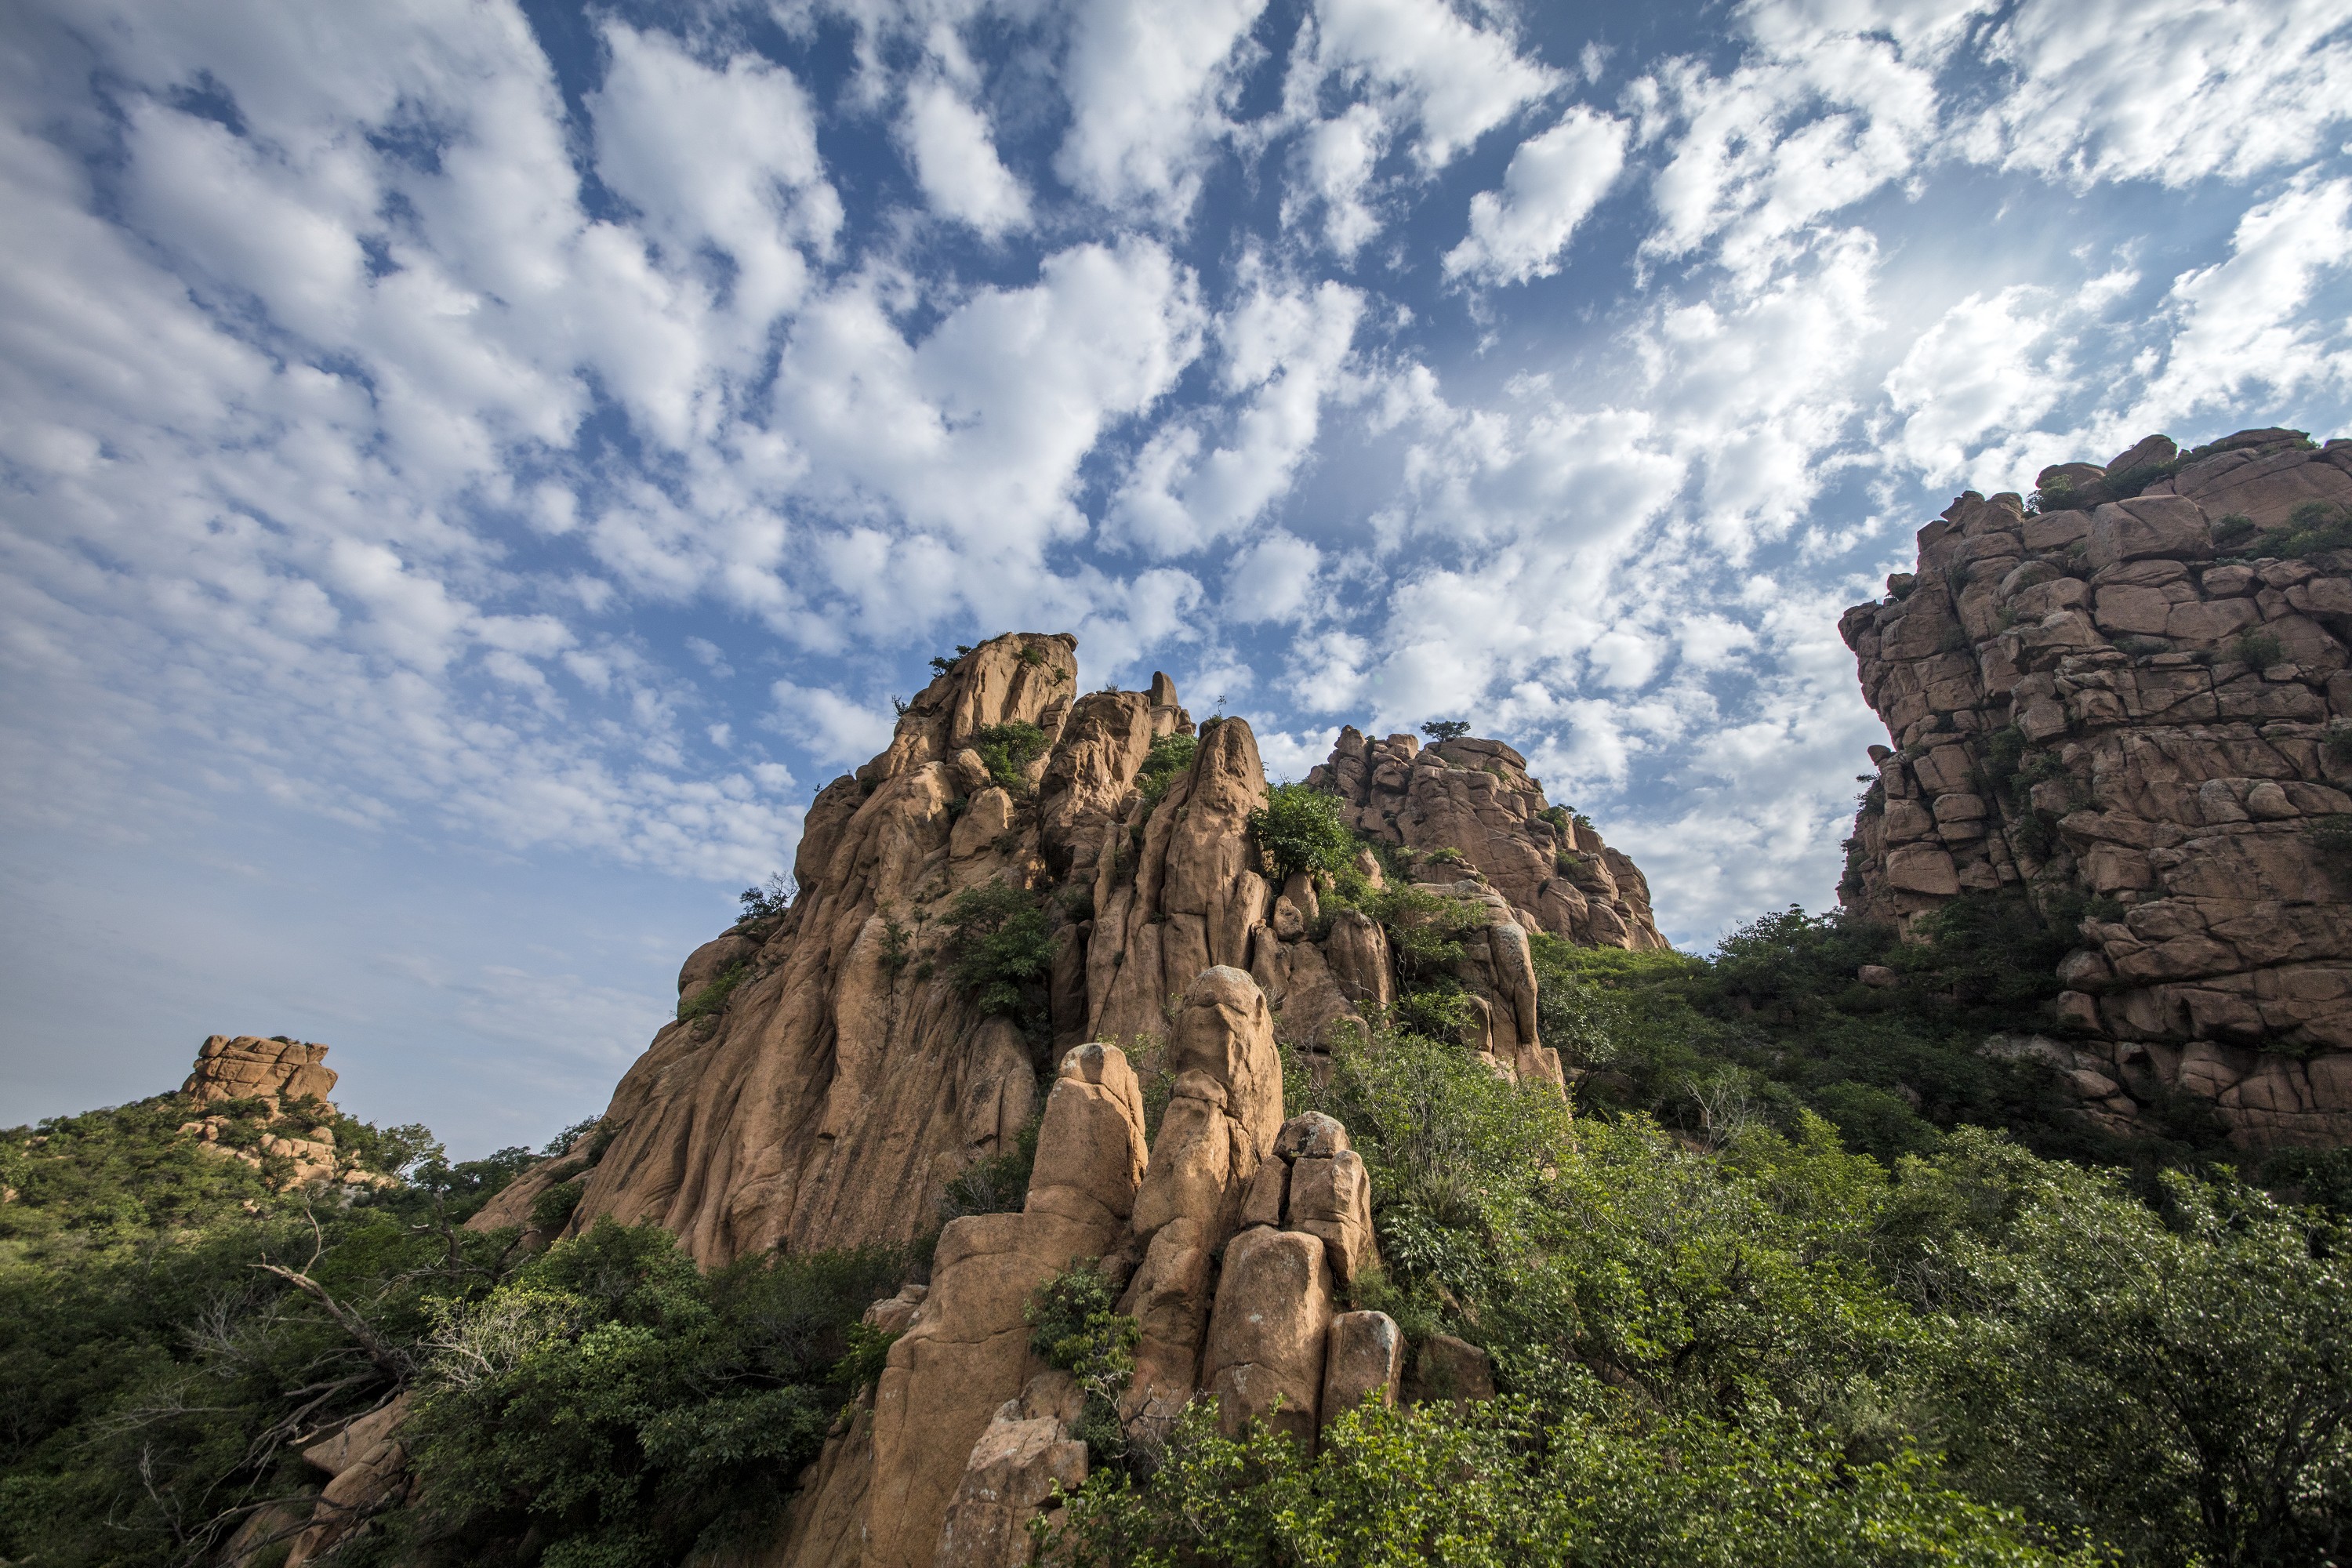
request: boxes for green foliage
[970,720,1050,789]
[1046,1396,2099,1568]
[2307,813,2352,874]
[529,1178,585,1232]
[1027,1262,1139,1468]
[2212,511,2259,549]
[1527,898,2114,1164]
[2232,629,2284,671]
[677,956,752,1021]
[1245,784,1353,884]
[1418,720,1472,743]
[1136,731,1197,810]
[942,880,1057,1019]
[1912,1143,2352,1566]
[1356,885,1485,984]
[2325,720,2352,767]
[940,1118,1039,1221]
[397,1222,908,1566]
[931,643,977,677]
[1390,985,1473,1044]
[737,873,793,923]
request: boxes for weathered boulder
[934,1404,1088,1568]
[1201,1226,1334,1450]
[185,1034,337,1108]
[1116,967,1283,1436]
[1308,729,1665,950]
[1319,1310,1404,1426]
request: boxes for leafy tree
[1246,784,1354,884]
[942,880,1057,1019]
[970,720,1050,789]
[1418,720,1472,743]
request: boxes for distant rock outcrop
[1838,428,2352,1148]
[178,1035,349,1185]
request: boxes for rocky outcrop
[177,1036,354,1185]
[184,1034,338,1108]
[1838,428,2352,1149]
[1308,730,1664,949]
[488,632,1673,1565]
[782,978,1422,1568]
[568,634,1087,1265]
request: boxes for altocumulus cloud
[4,0,2352,1135]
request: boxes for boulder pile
[1838,427,2352,1146]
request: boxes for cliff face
[1838,427,2352,1148]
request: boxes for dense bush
[1136,731,1197,810]
[1246,784,1354,884]
[942,879,1058,1019]
[970,720,1051,789]
[1044,1016,2351,1566]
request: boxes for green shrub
[737,873,793,923]
[528,1178,583,1232]
[2013,807,2063,860]
[2211,512,2258,549]
[2232,629,2284,671]
[2325,722,2352,767]
[1027,1261,1138,1467]
[969,720,1050,789]
[930,643,976,676]
[1392,985,1475,1044]
[942,880,1056,1018]
[678,956,753,1021]
[1361,885,1486,982]
[1134,731,1196,811]
[2307,814,2352,873]
[940,1119,1039,1221]
[1246,783,1353,884]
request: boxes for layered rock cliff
[1838,427,2352,1148]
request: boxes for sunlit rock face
[1838,427,2352,1149]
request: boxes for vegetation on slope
[1039,1021,2352,1567]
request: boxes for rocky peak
[1308,725,1665,950]
[1838,426,2352,1149]
[544,635,1671,1272]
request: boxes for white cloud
[900,78,1031,236]
[1106,273,1363,557]
[1223,531,1323,623]
[1304,0,1563,169]
[1883,284,2076,485]
[1965,0,2352,187]
[1055,0,1266,222]
[2125,173,2352,430]
[770,679,894,767]
[1444,105,1628,285]
[1283,104,1388,259]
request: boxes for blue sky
[4,0,2350,1153]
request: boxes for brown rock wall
[1840,430,2352,1149]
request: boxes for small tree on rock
[1421,720,1472,743]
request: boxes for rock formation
[177,1035,351,1185]
[782,975,1417,1568]
[546,636,1668,1269]
[441,633,1660,1565]
[1838,427,2352,1148]
[1309,730,1665,950]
